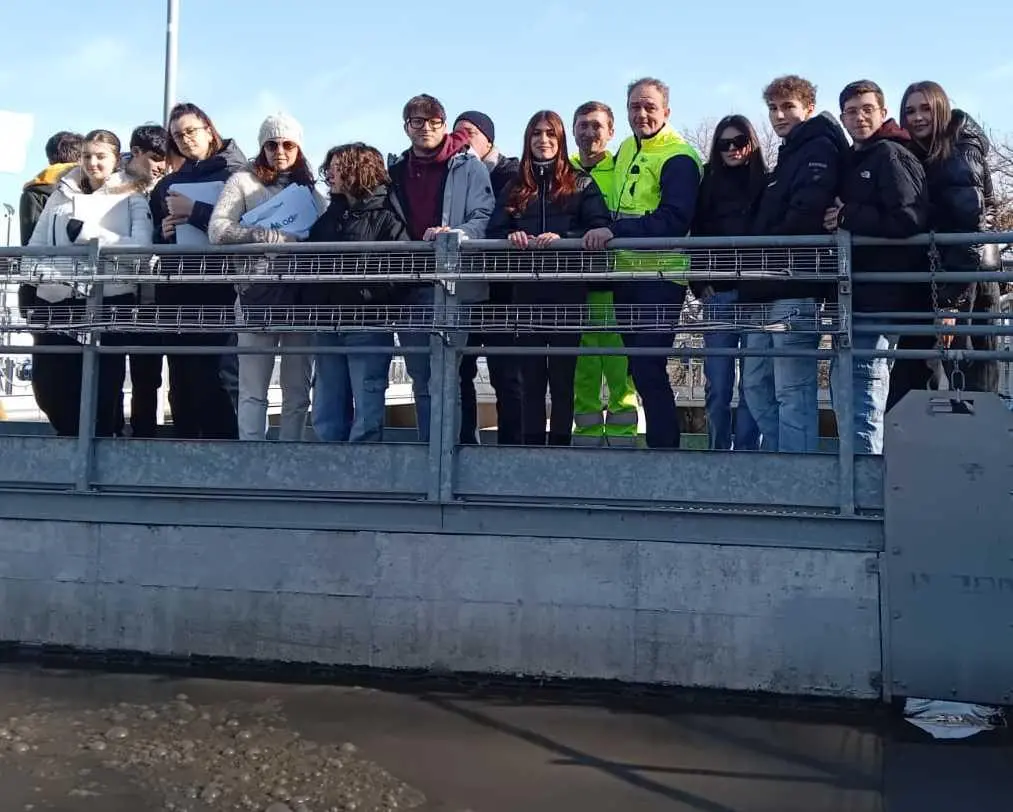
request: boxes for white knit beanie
[258,113,304,148]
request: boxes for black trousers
[126,333,163,438]
[164,333,238,439]
[29,295,134,438]
[458,332,524,445]
[517,332,580,446]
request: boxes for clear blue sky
[2,0,1012,242]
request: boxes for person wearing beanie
[387,93,495,442]
[208,112,326,442]
[453,109,524,444]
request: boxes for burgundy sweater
[402,129,471,240]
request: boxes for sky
[2,0,1013,244]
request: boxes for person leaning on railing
[488,110,612,446]
[303,143,409,443]
[824,80,928,456]
[737,75,848,454]
[689,114,766,452]
[26,129,152,438]
[888,81,1002,407]
[150,103,247,440]
[208,113,326,443]
[582,77,703,450]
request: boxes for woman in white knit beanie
[208,113,325,441]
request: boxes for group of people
[16,74,1002,454]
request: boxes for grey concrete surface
[0,667,1010,812]
[0,520,880,697]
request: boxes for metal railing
[1,231,1012,516]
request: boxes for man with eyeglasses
[582,78,702,449]
[388,94,495,442]
[823,80,928,454]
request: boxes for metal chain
[928,238,964,395]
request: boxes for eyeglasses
[842,105,882,119]
[171,126,207,142]
[407,117,445,131]
[717,134,750,152]
[265,140,298,153]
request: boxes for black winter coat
[487,166,611,306]
[487,152,520,199]
[150,139,248,311]
[303,186,409,308]
[916,111,997,300]
[742,113,849,303]
[485,152,521,305]
[914,111,1000,392]
[837,120,929,312]
[690,162,765,294]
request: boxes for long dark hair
[506,110,579,215]
[168,102,225,158]
[707,115,767,182]
[899,81,952,164]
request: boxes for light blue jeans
[830,329,891,455]
[313,331,393,442]
[395,286,434,442]
[742,297,820,453]
[702,289,759,451]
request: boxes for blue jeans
[395,286,434,442]
[742,297,820,453]
[613,280,686,448]
[702,289,759,451]
[313,332,393,442]
[830,329,890,455]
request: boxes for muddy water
[0,674,424,812]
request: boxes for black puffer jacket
[837,119,929,312]
[741,113,849,303]
[914,111,1000,392]
[303,185,409,308]
[690,162,765,294]
[916,111,997,298]
[150,139,248,311]
[487,164,611,305]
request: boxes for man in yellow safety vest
[583,78,702,449]
[570,101,639,446]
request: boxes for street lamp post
[163,0,180,126]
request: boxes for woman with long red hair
[488,110,611,446]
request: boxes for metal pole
[835,229,855,516]
[163,0,180,126]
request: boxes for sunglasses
[717,134,750,152]
[265,140,298,153]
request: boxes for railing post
[428,232,461,503]
[835,229,855,515]
[75,240,103,492]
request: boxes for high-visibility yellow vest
[611,124,701,281]
[570,152,619,211]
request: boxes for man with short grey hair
[582,77,702,449]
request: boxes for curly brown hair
[320,143,389,200]
[763,75,817,108]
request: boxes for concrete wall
[0,519,881,698]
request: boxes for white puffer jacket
[27,167,152,302]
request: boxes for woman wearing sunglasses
[690,115,768,451]
[208,113,325,442]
